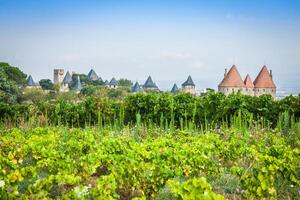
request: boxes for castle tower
[143,76,159,91]
[60,71,72,92]
[253,65,276,98]
[53,69,64,84]
[26,75,40,89]
[182,76,196,95]
[88,69,99,81]
[131,82,144,93]
[244,74,254,96]
[109,77,118,88]
[73,76,82,93]
[218,65,245,95]
[170,83,179,93]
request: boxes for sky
[0,0,299,92]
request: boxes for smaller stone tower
[88,69,99,81]
[182,76,196,95]
[60,71,72,92]
[54,69,64,84]
[218,65,245,95]
[170,84,179,93]
[131,82,144,93]
[143,76,159,91]
[244,74,254,96]
[109,77,118,88]
[253,65,276,98]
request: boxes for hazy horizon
[0,0,299,92]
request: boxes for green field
[1,90,300,199]
[1,122,299,199]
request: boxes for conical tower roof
[109,77,118,86]
[73,76,82,90]
[63,71,72,84]
[104,80,109,85]
[182,75,195,87]
[98,77,103,82]
[88,69,99,81]
[27,75,35,86]
[131,82,144,92]
[171,84,179,93]
[244,74,254,88]
[218,65,245,87]
[143,76,158,89]
[253,65,276,88]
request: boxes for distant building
[73,76,82,92]
[218,65,276,97]
[87,69,99,81]
[98,77,103,82]
[143,76,159,91]
[182,75,196,95]
[60,71,72,92]
[26,75,41,89]
[244,74,254,96]
[131,82,144,93]
[104,80,109,86]
[53,69,64,84]
[253,65,276,98]
[170,84,179,93]
[109,77,118,88]
[218,65,245,95]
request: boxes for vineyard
[0,92,299,129]
[0,93,300,199]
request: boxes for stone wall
[182,86,196,95]
[219,86,275,97]
[254,88,276,98]
[218,87,245,95]
[60,84,70,92]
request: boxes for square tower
[54,69,64,84]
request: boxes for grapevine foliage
[0,127,299,199]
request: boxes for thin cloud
[190,61,205,69]
[159,51,193,61]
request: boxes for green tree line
[0,92,299,128]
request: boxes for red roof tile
[244,74,254,88]
[253,65,276,88]
[218,65,245,87]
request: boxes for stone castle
[26,65,277,97]
[218,65,276,98]
[53,68,119,92]
[53,69,83,92]
[133,75,197,95]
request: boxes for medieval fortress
[27,64,277,97]
[218,65,276,98]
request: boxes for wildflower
[0,180,5,187]
[74,186,89,198]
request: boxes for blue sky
[0,0,299,91]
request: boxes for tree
[206,88,215,93]
[81,74,104,86]
[39,79,54,90]
[0,62,27,103]
[81,85,97,96]
[20,88,48,104]
[118,79,133,88]
[0,62,27,86]
[107,88,128,99]
[90,79,105,86]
